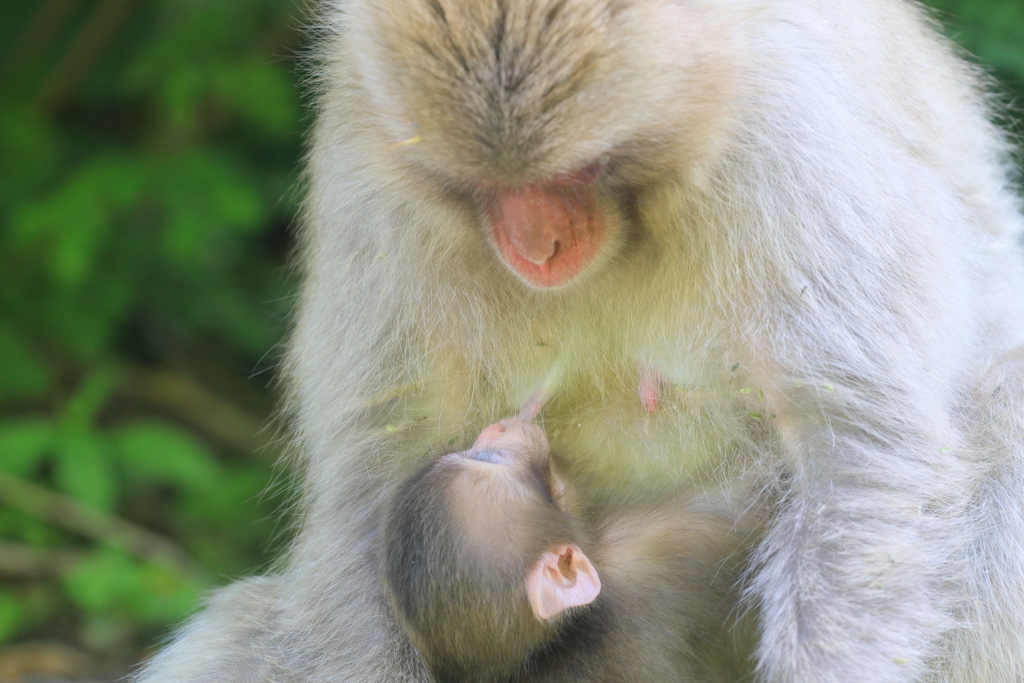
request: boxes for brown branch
[120,365,281,458]
[0,641,93,680]
[35,0,138,110]
[0,540,83,577]
[0,471,207,581]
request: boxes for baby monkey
[383,419,750,683]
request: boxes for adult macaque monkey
[383,417,748,683]
[136,0,1024,682]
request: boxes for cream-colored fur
[136,1,1024,681]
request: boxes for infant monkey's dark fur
[383,419,750,683]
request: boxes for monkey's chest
[416,315,747,498]
[537,372,744,498]
[508,321,742,495]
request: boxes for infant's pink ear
[526,545,601,620]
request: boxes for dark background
[0,0,1022,679]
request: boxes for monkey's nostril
[523,239,558,265]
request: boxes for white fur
[136,1,1024,681]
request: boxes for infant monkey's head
[383,418,601,681]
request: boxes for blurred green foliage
[0,0,1022,669]
[0,0,303,662]
[928,0,1024,93]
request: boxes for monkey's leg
[748,384,973,683]
[943,348,1024,683]
[134,426,442,683]
[133,577,287,682]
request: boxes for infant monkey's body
[383,419,751,683]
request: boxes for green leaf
[11,176,107,286]
[8,156,147,286]
[928,0,1024,83]
[0,590,26,644]
[133,562,203,622]
[0,509,62,546]
[214,60,301,136]
[54,430,117,512]
[156,152,265,267]
[112,421,222,492]
[0,107,60,210]
[162,64,206,131]
[0,324,51,399]
[62,367,119,430]
[63,548,202,624]
[0,418,55,477]
[63,548,140,613]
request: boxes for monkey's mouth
[486,184,607,288]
